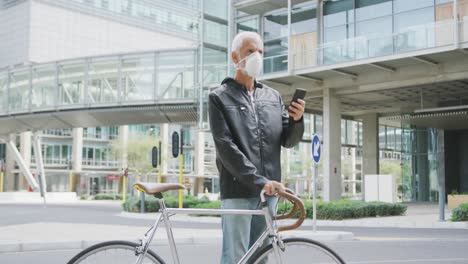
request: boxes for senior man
[208,31,305,264]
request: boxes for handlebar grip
[274,188,306,232]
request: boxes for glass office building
[2,0,468,202]
[233,0,468,202]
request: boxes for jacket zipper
[247,89,264,175]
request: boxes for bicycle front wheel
[249,237,345,264]
[67,240,165,264]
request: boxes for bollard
[140,191,145,214]
[0,171,3,192]
[122,175,127,203]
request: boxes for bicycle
[68,182,346,264]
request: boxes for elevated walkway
[0,48,205,135]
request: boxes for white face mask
[236,51,263,78]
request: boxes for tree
[109,134,160,181]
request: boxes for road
[1,202,467,264]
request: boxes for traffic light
[151,146,158,168]
[180,130,184,155]
[172,132,179,158]
[158,141,162,166]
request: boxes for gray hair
[231,31,263,58]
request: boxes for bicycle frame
[134,191,285,264]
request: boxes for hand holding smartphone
[290,88,306,107]
[288,88,306,121]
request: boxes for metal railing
[0,49,204,116]
[82,158,119,167]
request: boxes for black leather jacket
[209,78,304,199]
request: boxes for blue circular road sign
[312,134,321,163]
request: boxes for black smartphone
[290,88,306,108]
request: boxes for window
[355,0,393,59]
[264,10,288,41]
[324,0,354,28]
[314,115,323,139]
[237,18,259,33]
[323,0,354,63]
[292,3,317,35]
[394,0,434,13]
[394,7,434,32]
[379,125,387,149]
[394,6,435,51]
[204,20,228,47]
[203,0,227,19]
[263,10,289,73]
[355,0,392,21]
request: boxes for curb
[301,220,468,229]
[0,231,353,253]
[119,212,468,230]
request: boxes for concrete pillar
[118,125,129,170]
[322,88,341,201]
[19,132,32,190]
[194,130,205,195]
[417,128,430,201]
[362,113,379,199]
[5,134,16,191]
[437,129,446,221]
[72,128,83,172]
[350,122,357,195]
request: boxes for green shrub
[122,195,407,220]
[451,203,468,222]
[94,194,122,200]
[304,200,406,220]
[122,194,219,213]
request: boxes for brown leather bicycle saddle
[133,182,185,195]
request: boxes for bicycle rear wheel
[67,240,164,264]
[249,237,345,264]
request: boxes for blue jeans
[220,196,278,264]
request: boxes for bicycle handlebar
[260,188,306,232]
[275,189,306,231]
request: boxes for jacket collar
[221,77,263,91]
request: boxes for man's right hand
[262,180,285,196]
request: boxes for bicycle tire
[67,240,165,264]
[248,237,346,264]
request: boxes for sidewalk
[0,201,466,253]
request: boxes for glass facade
[31,143,72,165]
[0,50,199,116]
[263,10,289,74]
[202,0,228,87]
[279,114,364,199]
[234,0,461,73]
[43,129,73,137]
[378,124,445,202]
[83,126,119,140]
[58,62,86,106]
[47,0,200,39]
[121,56,155,102]
[82,145,117,167]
